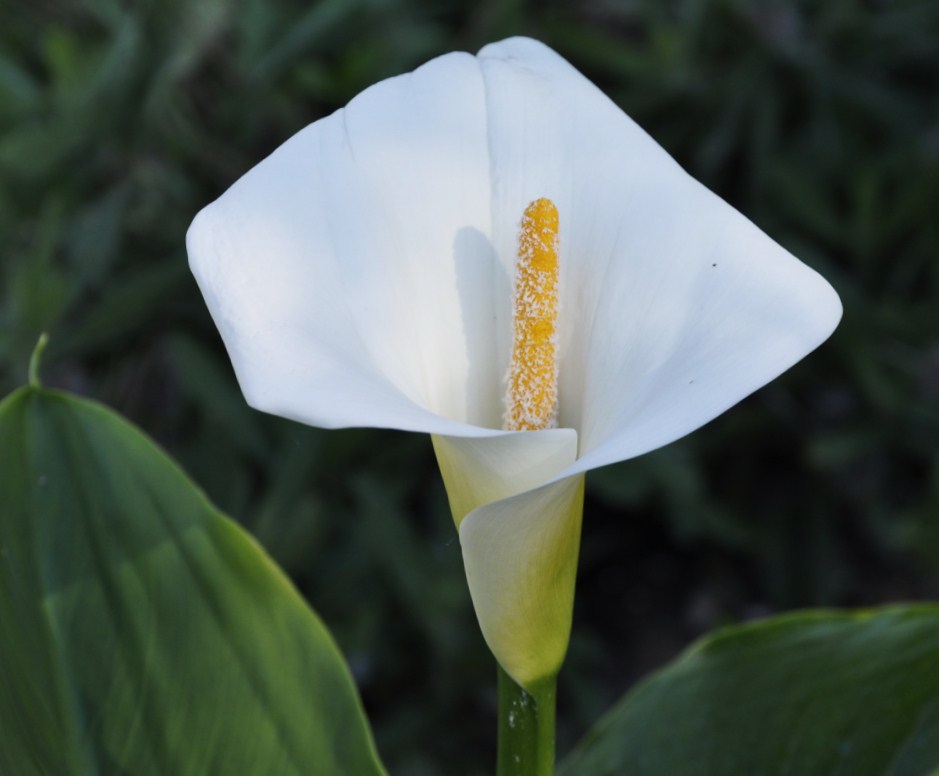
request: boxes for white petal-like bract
[188,37,841,688]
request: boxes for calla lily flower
[187,37,841,690]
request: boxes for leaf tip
[28,332,49,389]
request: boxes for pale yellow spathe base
[432,430,577,527]
[432,432,585,688]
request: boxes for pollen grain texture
[505,197,560,432]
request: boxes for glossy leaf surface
[0,386,386,776]
[561,607,939,776]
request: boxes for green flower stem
[496,664,556,776]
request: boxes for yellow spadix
[505,198,560,432]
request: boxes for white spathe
[187,37,842,689]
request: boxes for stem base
[496,665,556,776]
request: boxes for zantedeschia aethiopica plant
[186,37,841,774]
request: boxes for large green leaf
[0,385,386,776]
[561,607,939,776]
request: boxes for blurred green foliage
[1,1,937,773]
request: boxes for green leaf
[0,386,387,776]
[560,607,939,776]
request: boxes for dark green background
[2,1,937,773]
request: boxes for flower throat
[504,198,560,432]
